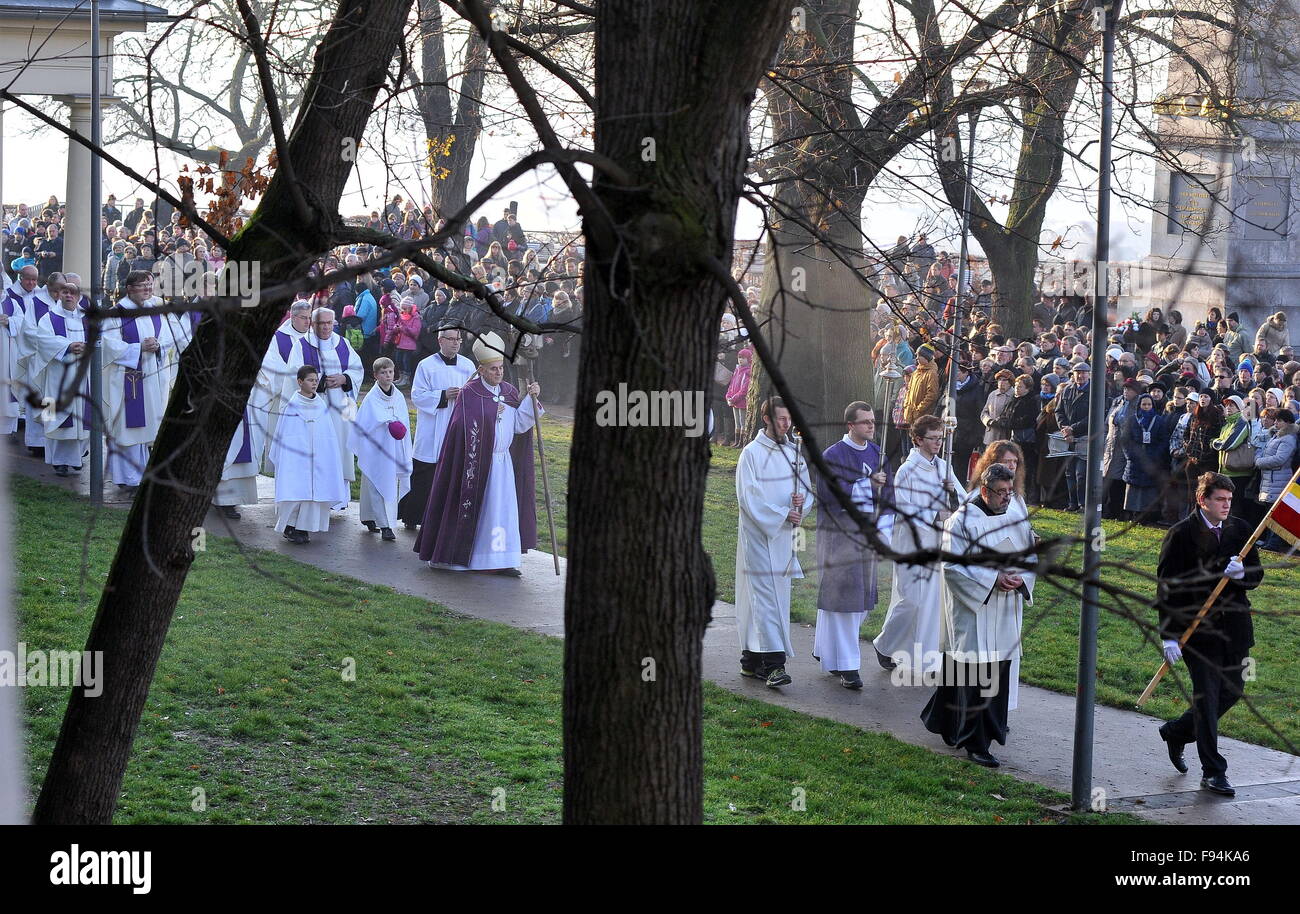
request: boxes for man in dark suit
[1154,471,1263,797]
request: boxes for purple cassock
[816,438,893,615]
[414,375,537,566]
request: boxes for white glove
[1224,555,1245,580]
[1162,640,1182,665]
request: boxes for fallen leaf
[759,721,772,728]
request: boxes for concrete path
[12,441,1300,824]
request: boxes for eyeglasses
[921,434,944,442]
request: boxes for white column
[57,96,93,284]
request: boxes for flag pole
[526,360,561,575]
[1135,460,1300,706]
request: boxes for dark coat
[1154,512,1261,654]
[1122,409,1170,487]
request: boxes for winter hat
[342,305,357,319]
[1269,387,1285,403]
[1228,312,1240,323]
[917,344,936,361]
[1106,347,1123,361]
[381,279,397,293]
[1225,395,1246,413]
[1053,357,1071,368]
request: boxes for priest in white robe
[349,357,412,540]
[258,301,312,474]
[284,307,361,505]
[271,365,349,544]
[29,281,93,475]
[415,331,541,576]
[735,396,815,689]
[921,462,1036,768]
[0,266,36,435]
[872,413,967,675]
[398,326,474,528]
[100,270,179,489]
[16,271,61,454]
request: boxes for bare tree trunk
[418,0,488,221]
[757,0,873,439]
[562,0,794,824]
[32,0,417,825]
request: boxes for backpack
[344,326,364,352]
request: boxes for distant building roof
[0,1,171,23]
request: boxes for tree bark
[562,0,794,824]
[756,0,873,441]
[418,0,488,221]
[32,0,417,825]
[933,1,1090,339]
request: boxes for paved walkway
[12,441,1300,824]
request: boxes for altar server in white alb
[921,462,1036,768]
[259,300,313,473]
[735,396,815,689]
[872,413,968,675]
[285,307,362,504]
[100,270,179,490]
[0,265,36,434]
[29,280,93,475]
[350,357,412,541]
[399,325,474,529]
[271,365,348,544]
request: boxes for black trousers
[1161,640,1247,778]
[740,650,786,672]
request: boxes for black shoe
[966,749,1000,768]
[740,666,758,678]
[403,521,418,530]
[28,447,44,458]
[362,520,378,533]
[765,666,792,688]
[218,505,240,520]
[289,530,309,544]
[1201,775,1235,797]
[838,671,863,690]
[496,567,522,577]
[874,647,897,670]
[380,527,396,541]
[1159,727,1188,774]
[282,525,296,540]
[53,464,69,477]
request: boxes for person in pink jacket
[393,297,422,383]
[725,346,754,447]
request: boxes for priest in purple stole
[813,401,894,689]
[415,331,541,576]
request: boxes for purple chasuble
[815,439,891,615]
[119,312,162,428]
[413,375,537,565]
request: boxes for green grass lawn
[13,476,1136,824]
[534,417,1300,755]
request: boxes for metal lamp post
[1072,0,1123,813]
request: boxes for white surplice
[349,382,413,529]
[16,289,55,449]
[734,430,816,656]
[872,446,968,673]
[0,286,30,434]
[258,323,309,474]
[284,331,362,494]
[30,303,92,466]
[409,352,475,464]
[270,391,349,533]
[940,495,1037,710]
